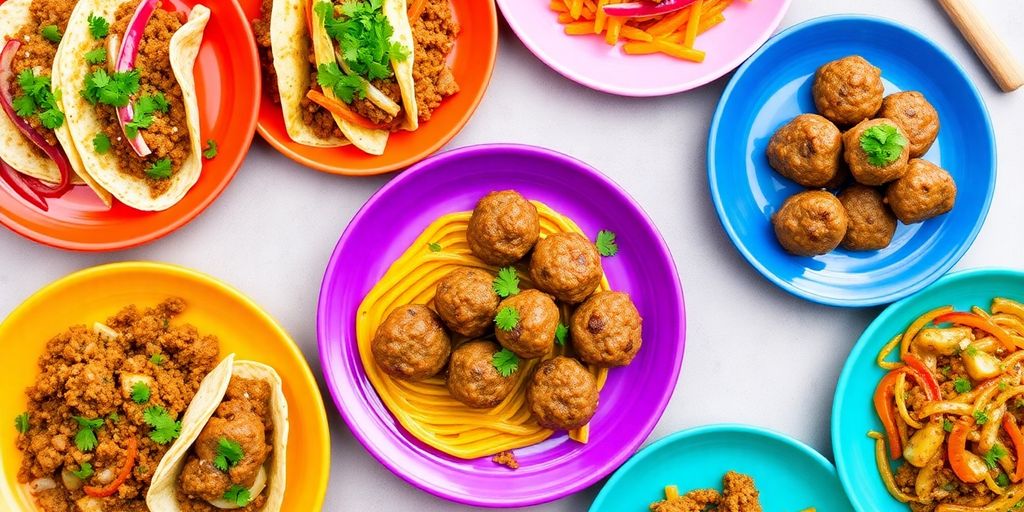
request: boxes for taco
[147,355,288,512]
[55,0,209,211]
[252,0,460,155]
[0,0,110,208]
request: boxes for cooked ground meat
[301,49,345,140]
[649,471,762,512]
[16,299,220,512]
[350,79,402,128]
[176,377,273,512]
[410,0,459,122]
[251,0,279,105]
[491,450,519,470]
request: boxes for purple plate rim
[315,143,687,507]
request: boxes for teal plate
[833,268,1024,511]
[589,424,853,511]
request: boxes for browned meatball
[813,55,884,126]
[447,340,515,408]
[766,114,844,187]
[878,91,939,158]
[843,118,910,186]
[495,289,560,359]
[570,292,642,367]
[886,159,956,224]
[838,184,897,251]
[529,232,602,304]
[772,190,849,256]
[467,191,540,266]
[372,305,451,381]
[526,357,599,431]
[434,267,500,338]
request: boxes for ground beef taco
[147,355,288,512]
[54,0,208,211]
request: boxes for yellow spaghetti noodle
[356,202,609,459]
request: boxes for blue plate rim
[831,267,1024,511]
[706,14,997,308]
[588,423,840,511]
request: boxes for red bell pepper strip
[83,436,137,498]
[1004,415,1024,483]
[603,0,700,17]
[948,420,986,483]
[874,369,907,460]
[936,312,1017,352]
[902,353,942,401]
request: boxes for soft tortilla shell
[384,0,417,132]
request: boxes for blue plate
[589,424,853,511]
[833,268,1024,511]
[707,15,995,307]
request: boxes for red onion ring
[114,0,159,158]
[0,157,48,211]
[603,0,700,17]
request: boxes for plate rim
[706,13,997,307]
[315,142,687,507]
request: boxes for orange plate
[0,0,260,251]
[0,262,330,511]
[245,0,498,176]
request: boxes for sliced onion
[603,0,699,17]
[93,322,119,340]
[334,50,400,116]
[114,0,159,158]
[61,469,84,491]
[0,158,47,210]
[208,466,267,509]
[28,477,57,493]
[106,34,120,74]
[94,467,115,485]
[0,39,71,198]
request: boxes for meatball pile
[766,55,956,256]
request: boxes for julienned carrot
[558,12,575,23]
[619,25,653,42]
[594,0,610,32]
[550,0,568,12]
[624,40,706,62]
[684,0,703,47]
[647,6,693,36]
[564,21,595,35]
[570,0,583,19]
[605,16,623,44]
[306,90,381,131]
[665,13,724,42]
[407,0,428,21]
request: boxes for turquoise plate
[833,268,1024,511]
[589,424,853,511]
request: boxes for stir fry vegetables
[871,297,1024,510]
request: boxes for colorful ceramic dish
[834,268,1024,512]
[317,144,685,506]
[0,0,260,251]
[497,0,789,96]
[708,15,995,307]
[0,262,329,511]
[589,424,854,511]
[245,0,496,175]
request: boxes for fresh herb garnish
[985,444,1008,469]
[555,323,569,346]
[40,25,61,43]
[130,382,151,404]
[942,418,954,433]
[494,307,519,332]
[82,69,140,107]
[316,62,364,103]
[14,70,64,129]
[427,242,441,252]
[213,438,244,472]
[15,412,29,434]
[223,485,251,507]
[124,93,169,138]
[74,416,103,452]
[92,133,111,154]
[998,472,1011,487]
[860,124,907,167]
[316,0,409,82]
[1001,381,1010,391]
[974,409,990,425]
[84,48,107,65]
[88,14,110,39]
[954,378,972,394]
[203,139,218,159]
[71,462,94,479]
[143,407,181,445]
[595,230,618,257]
[492,267,520,298]
[492,348,519,377]
[150,353,165,366]
[145,158,173,180]
[107,412,121,424]
[965,345,979,356]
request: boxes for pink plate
[496,0,790,96]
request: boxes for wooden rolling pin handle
[938,0,1024,92]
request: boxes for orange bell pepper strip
[874,369,907,460]
[83,437,138,498]
[306,90,382,131]
[902,353,942,401]
[948,420,987,483]
[408,0,428,21]
[1004,415,1024,482]
[936,311,1018,352]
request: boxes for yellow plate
[0,262,330,511]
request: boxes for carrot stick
[306,90,382,130]
[684,0,703,47]
[550,0,568,12]
[647,6,693,36]
[570,0,583,19]
[558,12,575,23]
[408,0,427,21]
[620,25,654,42]
[605,16,623,44]
[594,0,609,33]
[564,21,596,35]
[624,40,705,62]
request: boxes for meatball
[371,305,451,381]
[495,289,560,359]
[446,340,515,408]
[772,190,849,256]
[529,232,602,304]
[526,357,599,431]
[812,55,884,126]
[467,190,540,266]
[766,114,844,187]
[838,184,897,251]
[886,159,956,224]
[570,292,642,367]
[843,118,910,186]
[434,267,500,338]
[878,91,939,158]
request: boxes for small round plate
[244,0,497,176]
[317,144,685,507]
[0,0,260,251]
[590,424,854,511]
[833,268,1024,512]
[707,15,996,307]
[0,262,330,510]
[496,0,789,97]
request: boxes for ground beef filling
[16,298,221,512]
[410,0,459,122]
[301,49,345,140]
[176,377,274,512]
[90,3,189,196]
[8,0,75,148]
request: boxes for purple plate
[316,144,686,507]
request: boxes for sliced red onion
[114,0,159,158]
[0,157,48,211]
[603,0,699,17]
[0,39,71,198]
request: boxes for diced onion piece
[119,373,154,398]
[28,477,57,493]
[61,469,83,491]
[93,322,119,340]
[207,466,267,509]
[95,468,115,485]
[75,496,104,512]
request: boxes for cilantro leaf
[974,409,990,425]
[427,242,441,252]
[943,418,954,433]
[130,382,151,404]
[860,124,907,167]
[985,444,1008,469]
[223,485,251,507]
[317,0,409,87]
[998,472,1011,487]
[555,323,569,346]
[88,14,110,39]
[317,62,364,104]
[494,307,519,332]
[73,416,103,452]
[38,107,64,130]
[41,25,61,43]
[12,95,35,118]
[145,158,173,180]
[92,133,111,154]
[203,139,218,160]
[15,412,29,434]
[13,70,63,128]
[85,48,107,65]
[213,438,244,472]
[492,348,519,377]
[82,69,139,107]
[71,462,94,479]
[143,407,181,445]
[149,354,165,366]
[492,267,520,298]
[107,412,121,424]
[954,378,972,394]
[596,230,618,257]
